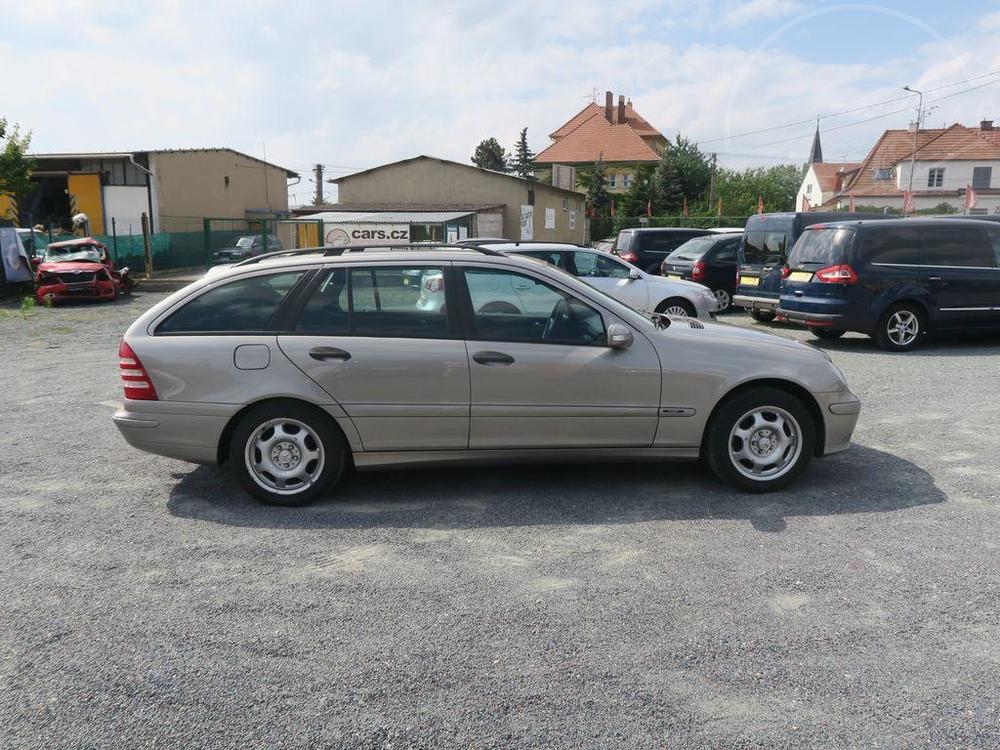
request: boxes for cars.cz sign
[325,224,410,246]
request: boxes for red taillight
[780,265,791,279]
[119,340,158,400]
[619,250,638,263]
[814,264,858,284]
[691,261,705,282]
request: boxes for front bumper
[814,389,861,455]
[37,280,117,302]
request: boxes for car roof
[621,227,712,234]
[803,217,1000,231]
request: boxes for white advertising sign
[569,210,576,231]
[520,205,533,240]
[0,227,32,283]
[544,208,555,230]
[324,224,409,246]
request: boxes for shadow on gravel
[167,445,944,533]
[806,332,1000,358]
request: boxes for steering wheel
[542,299,572,340]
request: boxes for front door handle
[309,346,351,361]
[472,350,515,365]
[927,276,945,284]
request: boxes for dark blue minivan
[779,218,1000,351]
[734,211,888,322]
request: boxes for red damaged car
[34,238,130,304]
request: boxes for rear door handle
[928,276,944,283]
[472,351,515,365]
[309,346,351,361]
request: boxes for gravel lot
[2,291,999,749]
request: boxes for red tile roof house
[820,121,1000,214]
[535,91,667,193]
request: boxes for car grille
[57,271,96,283]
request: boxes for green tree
[577,159,610,215]
[652,134,711,212]
[652,157,683,213]
[715,163,804,215]
[619,164,655,216]
[0,118,34,219]
[471,137,510,172]
[510,127,536,180]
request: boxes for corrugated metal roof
[294,210,475,224]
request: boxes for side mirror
[628,268,642,280]
[607,323,633,350]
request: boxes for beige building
[312,155,586,244]
[22,148,297,234]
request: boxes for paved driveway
[2,293,998,748]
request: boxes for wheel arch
[700,378,826,459]
[654,296,696,315]
[873,294,931,329]
[216,396,355,465]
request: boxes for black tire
[873,302,924,352]
[656,297,696,318]
[704,387,815,493]
[711,288,733,312]
[750,308,777,323]
[478,301,520,314]
[229,400,347,506]
[810,327,846,340]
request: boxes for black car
[660,233,741,310]
[212,234,283,263]
[778,218,1000,351]
[734,211,888,322]
[612,227,714,274]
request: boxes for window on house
[806,184,812,195]
[873,168,894,181]
[927,167,945,188]
[622,173,632,189]
[224,175,231,190]
[527,188,535,206]
[607,173,617,189]
[972,166,992,190]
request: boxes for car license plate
[789,271,813,282]
[664,273,682,280]
[65,282,91,290]
[741,276,759,287]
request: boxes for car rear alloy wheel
[712,289,732,311]
[705,387,815,492]
[230,402,346,506]
[658,298,695,317]
[874,304,923,352]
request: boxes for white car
[497,243,719,318]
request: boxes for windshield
[46,248,103,263]
[667,236,716,261]
[790,227,856,266]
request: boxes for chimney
[981,119,994,131]
[908,121,918,133]
[617,95,625,124]
[604,91,613,123]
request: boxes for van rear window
[613,230,635,252]
[790,228,855,266]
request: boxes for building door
[67,173,105,234]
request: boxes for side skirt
[352,446,701,470]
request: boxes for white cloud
[723,0,802,27]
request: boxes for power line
[701,68,1000,145]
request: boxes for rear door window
[919,227,993,267]
[763,231,788,264]
[742,230,766,266]
[349,266,451,337]
[863,226,923,265]
[986,229,1000,265]
[641,232,698,255]
[158,271,305,333]
[712,239,739,262]
[572,251,632,278]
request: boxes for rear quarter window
[861,227,923,265]
[158,271,305,333]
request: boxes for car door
[459,264,661,449]
[986,227,1000,324]
[570,250,648,310]
[277,263,470,450]
[917,226,996,328]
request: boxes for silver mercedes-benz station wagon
[113,244,861,506]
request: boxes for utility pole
[313,163,324,205]
[707,152,718,213]
[903,85,924,215]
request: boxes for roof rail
[230,242,506,268]
[462,239,586,247]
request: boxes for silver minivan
[114,245,861,506]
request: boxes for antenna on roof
[585,87,598,103]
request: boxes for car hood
[644,274,709,292]
[38,261,105,272]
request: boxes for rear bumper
[113,403,232,464]
[814,390,861,455]
[734,294,779,311]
